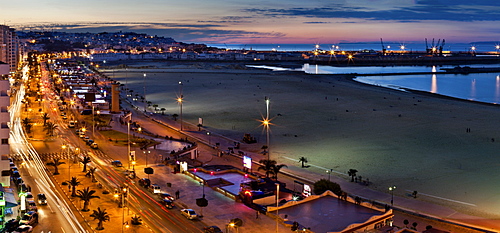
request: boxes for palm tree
[69,177,81,197]
[298,157,308,168]
[46,158,65,175]
[22,117,32,134]
[42,112,50,126]
[348,169,358,182]
[271,164,288,180]
[258,159,276,178]
[172,114,179,121]
[131,215,142,225]
[197,124,203,131]
[90,207,110,230]
[87,167,97,182]
[81,156,91,172]
[160,108,166,115]
[44,122,58,136]
[76,187,100,212]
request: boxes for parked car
[161,199,175,209]
[158,192,175,201]
[90,142,98,149]
[149,184,161,194]
[12,224,33,233]
[14,177,23,185]
[180,209,198,220]
[203,226,223,233]
[18,183,28,192]
[68,121,76,128]
[138,178,150,188]
[3,219,20,232]
[83,136,91,142]
[86,139,94,145]
[11,170,20,178]
[37,193,47,205]
[25,192,34,202]
[27,200,37,212]
[111,160,123,167]
[19,211,38,225]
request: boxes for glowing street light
[143,73,147,112]
[178,81,183,131]
[389,185,396,206]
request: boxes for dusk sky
[3,0,500,44]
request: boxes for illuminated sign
[303,184,311,197]
[243,156,252,169]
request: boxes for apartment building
[0,25,20,73]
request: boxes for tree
[76,187,100,212]
[313,179,342,196]
[81,156,91,172]
[69,177,81,197]
[86,167,97,182]
[44,122,58,136]
[22,117,32,134]
[258,159,276,178]
[411,222,418,230]
[197,124,203,131]
[298,157,308,168]
[90,207,110,230]
[403,219,409,228]
[46,158,65,175]
[42,112,50,126]
[172,114,179,121]
[261,145,268,155]
[131,215,142,225]
[347,169,358,182]
[153,104,158,111]
[160,108,166,115]
[271,164,288,180]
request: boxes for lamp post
[389,185,396,206]
[143,73,147,112]
[121,185,129,233]
[264,96,270,160]
[178,81,183,131]
[62,145,70,183]
[276,183,279,233]
[144,150,151,178]
[127,120,131,169]
[326,169,333,181]
[207,132,211,145]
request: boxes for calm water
[251,64,500,104]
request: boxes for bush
[313,179,342,196]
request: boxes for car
[161,199,175,209]
[203,226,223,233]
[37,193,47,205]
[138,178,150,188]
[18,183,28,192]
[86,139,94,145]
[149,184,161,194]
[14,177,23,185]
[90,142,98,149]
[27,200,37,212]
[25,192,34,202]
[19,211,38,225]
[11,170,20,178]
[62,114,67,120]
[83,136,90,142]
[158,192,175,201]
[111,160,122,167]
[10,166,18,172]
[68,121,76,128]
[12,224,33,233]
[3,219,20,232]
[180,209,198,220]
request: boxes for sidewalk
[117,96,500,233]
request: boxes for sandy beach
[104,61,500,220]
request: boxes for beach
[104,61,500,221]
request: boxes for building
[0,25,20,73]
[0,80,10,187]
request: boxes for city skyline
[2,0,500,44]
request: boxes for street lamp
[62,145,70,182]
[264,96,271,160]
[389,185,396,206]
[127,120,131,169]
[121,185,129,233]
[143,73,147,112]
[207,132,211,145]
[326,169,333,181]
[276,183,280,233]
[178,81,183,131]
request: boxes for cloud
[243,3,500,22]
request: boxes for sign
[198,118,203,125]
[243,156,252,169]
[303,184,311,197]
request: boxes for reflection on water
[431,74,437,93]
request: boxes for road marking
[405,190,476,207]
[282,156,345,175]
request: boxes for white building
[0,25,20,73]
[0,80,10,187]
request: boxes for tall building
[0,25,19,74]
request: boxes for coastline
[104,61,500,228]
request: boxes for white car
[13,225,33,233]
[180,209,198,220]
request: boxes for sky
[2,0,500,44]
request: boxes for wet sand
[105,61,500,220]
